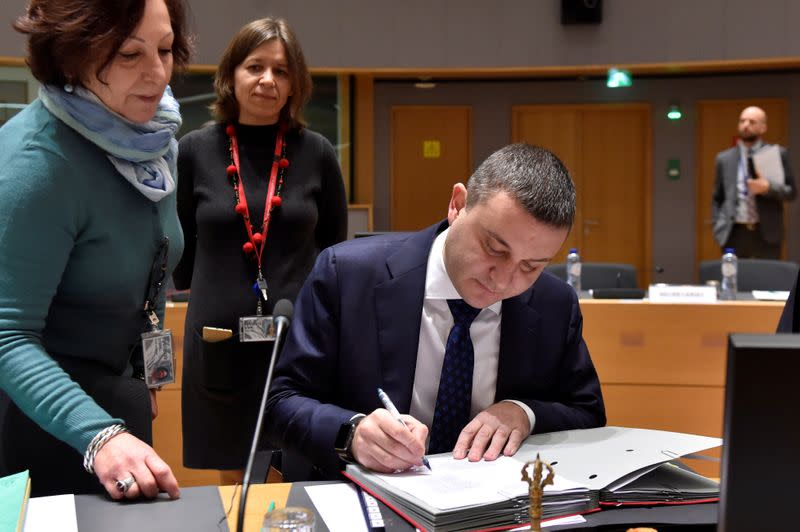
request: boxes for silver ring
[115,476,136,494]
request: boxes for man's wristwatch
[334,414,365,464]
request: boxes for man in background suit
[712,106,796,258]
[264,144,605,479]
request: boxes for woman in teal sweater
[0,0,190,498]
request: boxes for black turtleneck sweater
[174,122,346,468]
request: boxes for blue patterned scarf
[39,84,181,202]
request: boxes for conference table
[578,298,784,477]
[219,483,290,532]
[156,297,785,485]
[71,484,290,532]
[72,481,717,532]
[91,295,778,530]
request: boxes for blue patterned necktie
[428,299,482,454]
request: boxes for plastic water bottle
[720,248,738,300]
[566,248,582,292]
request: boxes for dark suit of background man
[712,106,796,259]
[264,143,606,480]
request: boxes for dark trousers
[0,360,152,497]
[723,223,780,259]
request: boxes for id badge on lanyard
[239,273,277,342]
[228,122,287,344]
[239,315,277,342]
[140,237,175,388]
[141,315,175,388]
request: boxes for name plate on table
[648,284,717,303]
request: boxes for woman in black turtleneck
[173,17,346,478]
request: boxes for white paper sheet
[752,145,785,186]
[23,494,78,532]
[370,454,588,511]
[516,426,721,491]
[752,290,790,301]
[305,483,369,532]
[509,514,588,530]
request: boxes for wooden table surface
[218,483,292,532]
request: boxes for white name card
[648,284,718,303]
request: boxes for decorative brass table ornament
[521,453,555,532]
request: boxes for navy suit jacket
[265,221,605,478]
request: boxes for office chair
[699,258,799,292]
[546,262,639,289]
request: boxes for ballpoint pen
[377,387,432,470]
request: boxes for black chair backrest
[546,262,638,289]
[698,258,800,292]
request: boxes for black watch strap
[334,414,366,464]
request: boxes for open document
[344,426,721,532]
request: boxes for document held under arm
[752,145,785,186]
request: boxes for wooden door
[391,106,472,231]
[513,104,652,284]
[511,107,583,257]
[696,99,789,266]
[580,107,650,269]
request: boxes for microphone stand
[236,303,291,532]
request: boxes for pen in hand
[377,387,432,471]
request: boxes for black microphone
[236,299,294,532]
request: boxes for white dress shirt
[408,229,536,435]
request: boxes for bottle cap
[724,248,735,254]
[569,248,578,253]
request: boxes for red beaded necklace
[226,122,289,308]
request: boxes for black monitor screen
[719,333,800,532]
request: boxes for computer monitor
[719,333,800,532]
[776,271,799,332]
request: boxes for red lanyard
[226,123,288,271]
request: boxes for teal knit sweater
[0,100,183,455]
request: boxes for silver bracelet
[83,424,128,474]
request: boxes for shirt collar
[738,139,765,154]
[425,228,502,315]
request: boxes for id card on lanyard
[239,315,277,342]
[141,236,175,388]
[228,122,288,343]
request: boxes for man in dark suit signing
[712,106,796,258]
[264,144,605,479]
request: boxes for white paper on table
[752,145,785,186]
[508,514,587,530]
[304,483,369,532]
[23,494,78,532]
[752,290,790,301]
[371,455,588,511]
